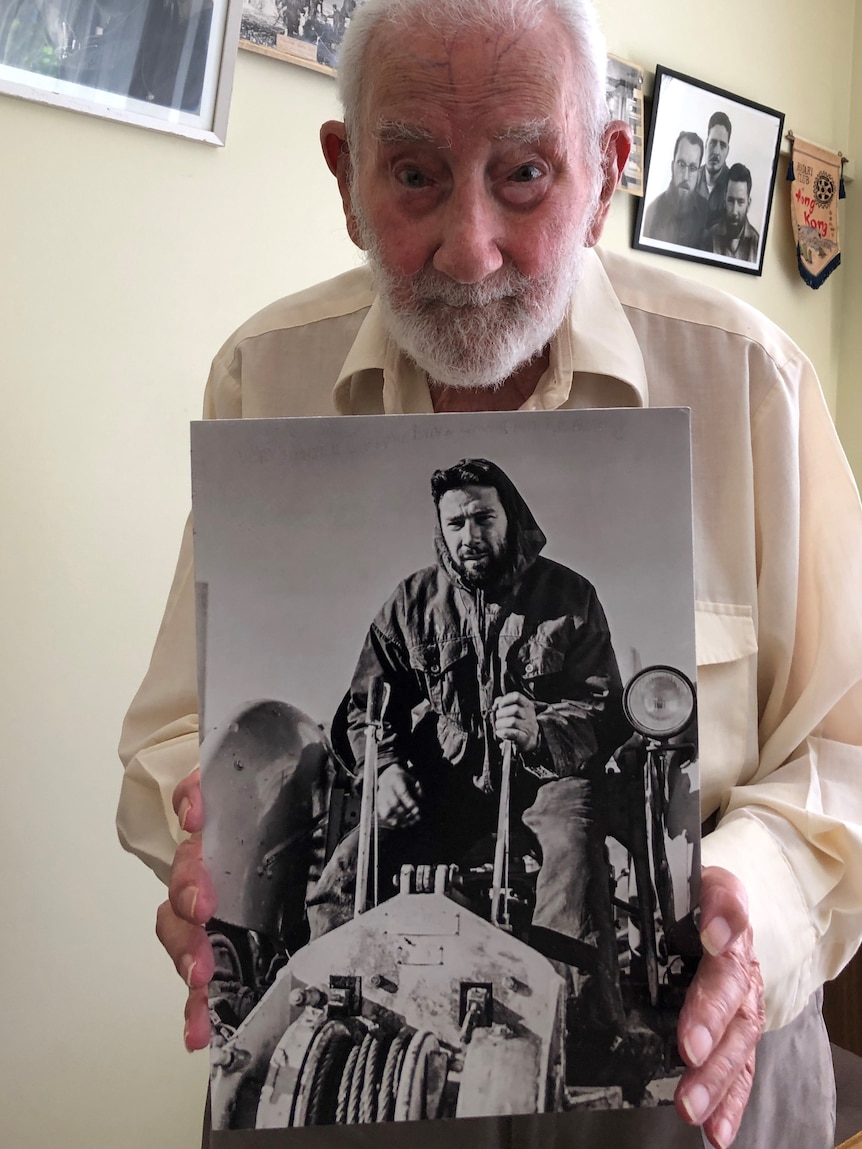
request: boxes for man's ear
[320,120,364,249]
[585,120,633,247]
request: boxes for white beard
[354,202,594,391]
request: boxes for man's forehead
[362,16,576,145]
[708,127,729,143]
[439,485,503,511]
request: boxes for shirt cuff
[700,812,816,1031]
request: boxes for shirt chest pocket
[408,638,475,717]
[695,602,759,820]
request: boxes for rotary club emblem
[814,170,835,206]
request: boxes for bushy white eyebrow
[374,119,441,145]
[372,116,562,151]
[494,118,555,144]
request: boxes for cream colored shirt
[118,247,862,1031]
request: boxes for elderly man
[118,1,862,1147]
[703,163,761,263]
[642,131,709,248]
[695,111,733,230]
[308,457,630,1037]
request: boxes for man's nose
[432,182,504,283]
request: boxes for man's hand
[376,765,422,828]
[155,767,216,1051]
[492,691,540,753]
[675,866,765,1149]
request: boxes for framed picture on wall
[0,0,243,144]
[606,53,645,197]
[633,66,784,275]
[239,0,356,75]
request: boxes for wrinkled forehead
[359,14,580,151]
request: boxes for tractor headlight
[623,666,695,740]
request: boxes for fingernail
[178,886,199,921]
[178,796,192,832]
[713,1118,734,1148]
[180,954,197,987]
[701,915,732,956]
[183,1020,192,1049]
[680,1082,710,1124]
[683,1023,713,1067]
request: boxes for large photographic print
[0,0,242,143]
[634,67,784,275]
[192,410,701,1138]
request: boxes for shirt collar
[332,247,648,414]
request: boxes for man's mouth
[410,268,529,310]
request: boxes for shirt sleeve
[116,346,242,883]
[116,514,199,883]
[701,349,862,1030]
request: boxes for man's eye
[511,163,542,183]
[397,168,430,189]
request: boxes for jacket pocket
[695,601,758,818]
[517,618,571,682]
[408,637,473,716]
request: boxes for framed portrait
[0,0,243,144]
[633,67,784,275]
[606,53,645,196]
[239,0,356,76]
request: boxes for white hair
[336,0,610,166]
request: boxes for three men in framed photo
[634,67,784,276]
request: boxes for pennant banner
[789,137,842,289]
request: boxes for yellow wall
[0,3,858,1146]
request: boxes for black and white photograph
[633,66,784,275]
[606,52,645,196]
[0,0,242,142]
[192,410,702,1136]
[239,0,356,74]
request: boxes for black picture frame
[633,66,784,276]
